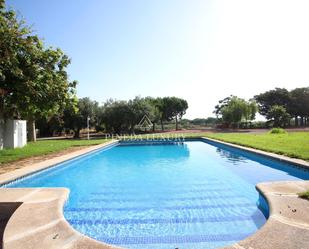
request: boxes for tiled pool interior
[6,140,309,249]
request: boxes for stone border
[201,137,309,169]
[0,140,119,186]
[223,181,309,249]
[1,183,308,249]
[0,138,309,249]
[0,188,121,249]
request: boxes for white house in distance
[0,119,27,150]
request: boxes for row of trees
[37,96,188,137]
[0,0,77,141]
[214,87,309,128]
[255,87,309,127]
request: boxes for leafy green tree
[63,98,98,138]
[243,100,258,126]
[254,88,290,118]
[144,97,162,131]
[159,97,188,130]
[268,105,290,128]
[0,1,77,141]
[128,97,155,132]
[214,96,234,118]
[289,87,309,126]
[36,115,64,137]
[215,96,257,128]
[99,100,132,133]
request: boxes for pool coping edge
[0,140,119,187]
[201,137,309,170]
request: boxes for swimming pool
[5,140,309,249]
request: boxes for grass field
[1,131,308,165]
[205,132,309,161]
[0,139,111,164]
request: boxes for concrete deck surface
[224,181,309,249]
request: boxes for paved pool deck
[0,138,309,249]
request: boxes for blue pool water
[5,140,309,249]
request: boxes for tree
[289,87,309,126]
[159,97,188,130]
[215,96,257,128]
[144,97,162,132]
[63,98,98,138]
[173,98,189,130]
[128,97,155,132]
[254,88,290,117]
[0,1,77,141]
[99,100,132,134]
[214,96,234,118]
[243,100,258,126]
[36,114,64,137]
[268,105,290,128]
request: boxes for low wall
[0,120,27,150]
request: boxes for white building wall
[0,119,27,149]
[17,120,27,147]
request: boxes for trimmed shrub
[269,128,287,134]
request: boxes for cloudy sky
[7,0,309,118]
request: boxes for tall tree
[289,87,309,126]
[99,99,132,134]
[215,96,257,128]
[254,88,290,118]
[159,97,188,130]
[0,0,77,141]
[268,105,290,128]
[63,97,98,138]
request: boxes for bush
[299,190,309,200]
[269,128,288,134]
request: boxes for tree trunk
[160,119,164,131]
[175,116,178,130]
[295,116,298,127]
[74,128,80,138]
[152,123,155,132]
[300,116,304,126]
[27,118,36,142]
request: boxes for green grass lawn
[1,131,308,165]
[0,139,111,164]
[121,131,309,161]
[205,132,309,161]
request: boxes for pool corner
[222,180,309,249]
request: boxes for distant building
[0,120,27,149]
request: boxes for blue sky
[7,0,309,118]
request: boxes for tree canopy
[268,105,290,128]
[214,96,257,128]
[0,0,77,141]
[255,87,309,126]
